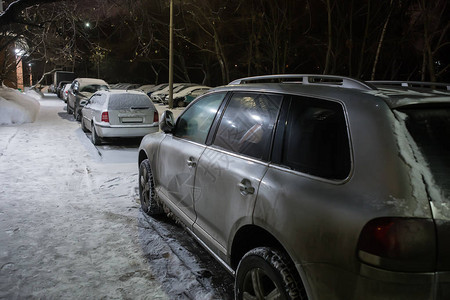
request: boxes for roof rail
[368,81,450,91]
[228,74,376,90]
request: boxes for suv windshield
[399,105,450,199]
[108,94,153,110]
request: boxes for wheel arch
[230,225,309,298]
[230,225,286,270]
[138,149,149,167]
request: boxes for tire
[139,159,163,216]
[235,247,306,300]
[74,109,80,121]
[91,124,102,145]
[67,104,73,114]
[74,103,81,121]
[80,118,88,133]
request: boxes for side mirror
[160,110,175,133]
[80,99,88,106]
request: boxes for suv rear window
[399,105,450,198]
[281,96,351,180]
[108,94,153,110]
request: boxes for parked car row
[57,77,160,145]
[138,74,450,300]
[57,80,211,108]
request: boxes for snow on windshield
[0,86,40,125]
[393,110,450,219]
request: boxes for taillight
[153,111,159,123]
[357,217,436,272]
[101,112,109,123]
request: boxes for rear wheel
[91,124,102,145]
[139,159,163,216]
[235,247,306,300]
[66,104,73,114]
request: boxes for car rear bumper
[300,262,450,300]
[96,123,159,138]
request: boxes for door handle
[186,158,197,168]
[238,179,255,195]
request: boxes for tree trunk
[421,0,436,82]
[371,0,394,80]
[323,0,332,74]
[357,0,371,78]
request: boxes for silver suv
[137,75,450,299]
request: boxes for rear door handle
[238,179,255,195]
[186,157,197,168]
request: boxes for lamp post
[168,0,174,108]
[14,48,24,91]
[28,63,33,86]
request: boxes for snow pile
[0,85,40,125]
[25,88,44,100]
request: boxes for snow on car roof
[76,78,109,87]
[366,87,450,108]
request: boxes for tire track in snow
[0,129,18,157]
[138,213,234,300]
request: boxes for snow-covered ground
[0,92,233,299]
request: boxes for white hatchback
[81,90,159,145]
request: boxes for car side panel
[193,148,267,260]
[156,135,206,226]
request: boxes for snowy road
[0,94,233,299]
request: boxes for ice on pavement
[0,92,232,299]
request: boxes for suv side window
[213,92,282,160]
[282,96,351,180]
[173,92,226,144]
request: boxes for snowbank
[0,86,40,125]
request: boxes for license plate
[121,117,143,123]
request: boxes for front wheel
[74,109,80,121]
[74,104,81,121]
[235,247,306,300]
[80,118,88,132]
[139,159,163,216]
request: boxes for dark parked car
[56,81,71,99]
[67,78,109,121]
[138,74,450,299]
